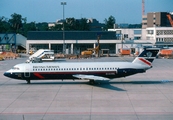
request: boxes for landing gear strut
[26,80,31,84]
[89,80,95,85]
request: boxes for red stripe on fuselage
[139,58,151,66]
[34,73,44,79]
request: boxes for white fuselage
[4,61,149,81]
[3,47,159,84]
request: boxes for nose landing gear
[26,80,31,84]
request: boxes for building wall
[142,15,147,29]
[26,39,118,54]
[16,34,27,48]
[0,33,16,51]
[155,12,161,26]
[108,29,144,40]
[141,29,147,40]
[146,27,173,47]
[142,12,172,28]
[161,12,169,27]
[147,13,155,27]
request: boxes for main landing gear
[89,80,95,85]
[26,80,31,84]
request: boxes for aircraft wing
[73,74,110,81]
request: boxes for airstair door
[24,64,30,78]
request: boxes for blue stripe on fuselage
[4,68,145,80]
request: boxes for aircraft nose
[4,72,10,77]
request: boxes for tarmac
[0,55,173,120]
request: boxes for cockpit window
[12,67,20,70]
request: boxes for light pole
[61,2,66,54]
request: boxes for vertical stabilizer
[132,48,159,67]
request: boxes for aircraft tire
[26,80,31,84]
[89,80,95,85]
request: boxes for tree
[0,16,10,33]
[65,18,89,31]
[50,18,90,31]
[50,24,63,31]
[8,13,24,33]
[104,15,116,30]
[66,18,76,30]
[128,24,142,28]
[79,18,90,31]
[1,13,93,34]
[36,22,49,31]
[21,22,37,36]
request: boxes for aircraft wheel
[26,80,31,84]
[89,80,95,85]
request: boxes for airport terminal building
[27,27,173,55]
[26,31,154,55]
[27,31,119,54]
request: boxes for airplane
[4,48,159,84]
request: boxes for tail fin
[132,48,160,67]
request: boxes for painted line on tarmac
[1,112,173,115]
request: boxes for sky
[1,0,173,24]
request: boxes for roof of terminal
[27,31,117,40]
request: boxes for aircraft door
[24,64,30,78]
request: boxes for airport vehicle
[159,49,173,58]
[4,48,159,84]
[81,36,100,56]
[28,48,36,55]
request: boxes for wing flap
[73,74,110,81]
